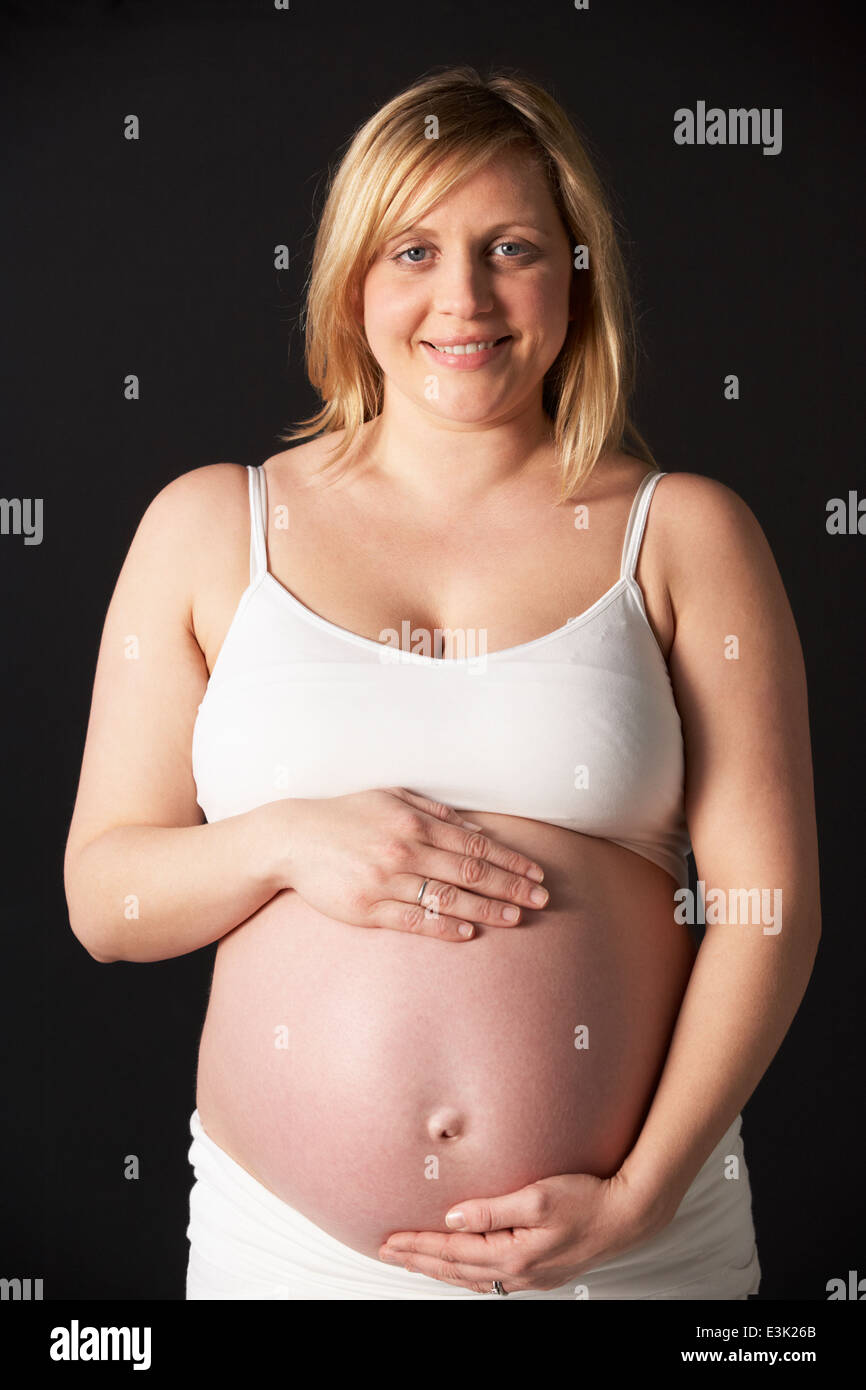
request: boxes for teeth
[428,339,501,355]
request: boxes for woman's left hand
[378,1168,676,1294]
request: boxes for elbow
[64,850,117,963]
[68,913,117,964]
[88,946,118,965]
[65,887,117,964]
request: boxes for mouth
[422,335,511,355]
[420,335,512,368]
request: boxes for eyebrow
[381,220,552,248]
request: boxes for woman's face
[360,152,575,425]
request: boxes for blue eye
[391,240,530,264]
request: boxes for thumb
[445,1184,546,1233]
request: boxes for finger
[387,787,481,830]
[392,857,548,930]
[442,1184,550,1233]
[382,1230,516,1264]
[371,896,479,941]
[423,809,547,887]
[387,1252,514,1294]
[391,790,546,886]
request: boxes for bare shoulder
[644,471,806,710]
[126,461,250,556]
[142,460,250,529]
[645,470,784,618]
[129,461,250,579]
[648,468,763,534]
[137,443,350,596]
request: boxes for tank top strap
[247,464,269,585]
[620,469,666,581]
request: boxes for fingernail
[530,887,549,906]
[462,820,483,830]
[445,1210,466,1229]
[527,866,545,882]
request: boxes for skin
[359,153,817,1287]
[355,151,577,496]
[65,151,821,1294]
[204,154,817,1287]
[191,433,699,1262]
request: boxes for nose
[431,250,495,321]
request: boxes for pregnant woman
[63,67,821,1300]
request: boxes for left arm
[613,472,821,1224]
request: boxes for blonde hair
[280,64,658,504]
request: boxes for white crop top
[192,464,692,889]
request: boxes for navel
[426,1107,465,1141]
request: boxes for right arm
[63,465,288,964]
[64,465,550,964]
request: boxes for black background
[1,0,862,1302]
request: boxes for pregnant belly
[195,812,696,1260]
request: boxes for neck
[352,391,556,511]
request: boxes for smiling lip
[420,336,511,369]
[424,335,510,348]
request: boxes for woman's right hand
[268,787,549,941]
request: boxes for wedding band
[491,1280,508,1296]
[416,878,430,904]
